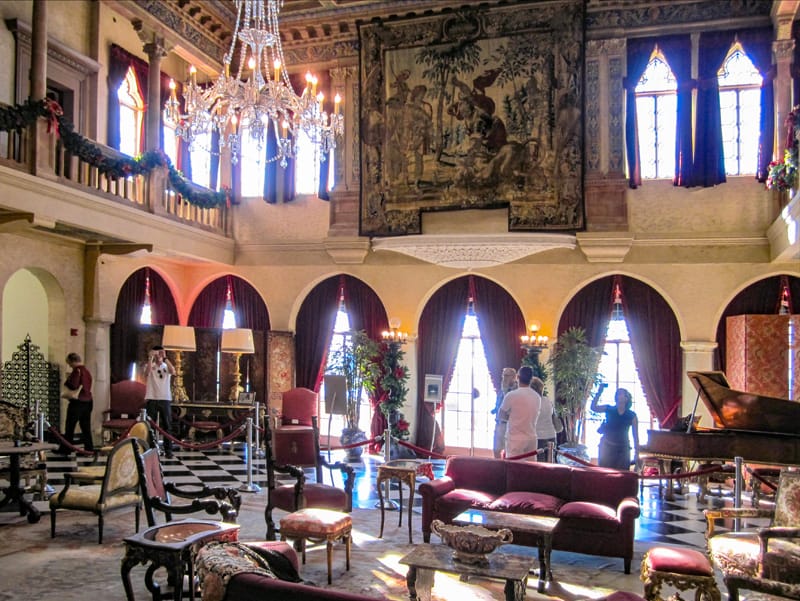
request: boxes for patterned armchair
[705,470,800,601]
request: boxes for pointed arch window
[717,43,762,176]
[117,66,144,157]
[635,51,677,180]
[139,271,152,325]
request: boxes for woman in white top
[531,377,557,462]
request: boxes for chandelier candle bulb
[190,65,197,86]
[335,94,341,114]
[273,59,281,81]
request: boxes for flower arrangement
[767,105,800,192]
[368,339,411,442]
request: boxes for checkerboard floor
[41,444,770,551]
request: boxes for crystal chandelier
[164,0,343,167]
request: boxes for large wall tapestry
[359,0,585,236]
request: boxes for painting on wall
[358,0,585,236]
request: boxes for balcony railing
[0,105,229,236]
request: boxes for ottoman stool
[279,507,352,584]
[641,546,721,601]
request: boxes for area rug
[0,495,713,601]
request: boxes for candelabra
[520,321,549,367]
[382,317,409,344]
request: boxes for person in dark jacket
[58,352,94,453]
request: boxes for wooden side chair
[705,469,800,601]
[135,444,241,527]
[102,380,146,442]
[49,436,142,543]
[264,415,354,540]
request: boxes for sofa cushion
[504,461,573,499]
[446,456,507,496]
[489,491,564,516]
[558,501,620,532]
[570,466,639,507]
[436,489,497,516]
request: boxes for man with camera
[144,345,177,458]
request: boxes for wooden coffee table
[399,543,534,601]
[453,509,559,592]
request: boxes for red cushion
[505,461,572,499]
[489,491,563,516]
[281,388,318,427]
[445,456,507,497]
[301,484,348,510]
[645,546,713,576]
[558,501,619,532]
[570,466,639,507]
[102,417,138,431]
[270,485,297,512]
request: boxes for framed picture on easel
[424,374,443,405]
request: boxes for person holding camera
[144,345,177,458]
[590,383,639,470]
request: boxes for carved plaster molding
[680,341,718,353]
[773,38,795,61]
[372,234,576,268]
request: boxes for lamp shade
[161,325,196,351]
[221,328,255,354]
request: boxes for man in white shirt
[499,365,541,461]
[145,345,177,458]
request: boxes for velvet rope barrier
[506,447,545,461]
[320,436,383,451]
[745,466,778,492]
[395,439,451,460]
[147,418,246,450]
[46,425,95,456]
[556,449,729,482]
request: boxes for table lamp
[161,325,196,402]
[221,328,255,402]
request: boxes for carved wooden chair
[49,436,142,543]
[135,444,241,527]
[102,380,147,442]
[0,400,47,499]
[705,469,800,601]
[264,415,354,540]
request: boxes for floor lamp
[221,328,255,402]
[162,325,196,402]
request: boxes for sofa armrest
[617,497,640,522]
[419,476,455,499]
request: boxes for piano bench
[641,547,721,601]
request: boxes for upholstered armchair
[705,470,800,601]
[264,415,354,540]
[136,444,241,527]
[49,436,142,543]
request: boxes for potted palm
[547,326,603,457]
[327,330,378,460]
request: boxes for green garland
[0,99,228,209]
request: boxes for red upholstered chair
[264,415,354,540]
[102,380,147,441]
[280,387,318,427]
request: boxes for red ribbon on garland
[43,98,64,137]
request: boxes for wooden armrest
[759,526,800,540]
[164,482,242,512]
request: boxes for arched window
[717,43,762,175]
[239,120,267,198]
[189,131,213,188]
[117,66,144,157]
[442,300,494,453]
[294,130,334,196]
[162,107,178,167]
[635,51,677,179]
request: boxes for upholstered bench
[641,546,721,601]
[279,508,352,584]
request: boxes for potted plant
[368,339,411,457]
[326,330,379,460]
[547,326,603,456]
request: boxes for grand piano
[640,371,800,498]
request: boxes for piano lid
[687,371,800,436]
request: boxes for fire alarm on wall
[70,328,78,336]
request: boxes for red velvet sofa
[419,456,641,573]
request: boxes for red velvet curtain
[295,277,340,390]
[620,277,682,428]
[471,276,526,392]
[110,267,178,383]
[714,275,800,372]
[230,277,270,331]
[188,277,228,328]
[415,277,471,453]
[557,277,615,347]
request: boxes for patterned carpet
[0,444,773,600]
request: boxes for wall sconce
[382,317,408,344]
[221,328,255,402]
[161,325,196,402]
[520,321,549,364]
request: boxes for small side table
[121,519,240,601]
[377,459,433,544]
[0,441,57,523]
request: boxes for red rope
[46,425,95,456]
[322,436,382,451]
[556,450,730,481]
[147,418,246,450]
[395,439,450,460]
[746,466,779,492]
[506,447,545,461]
